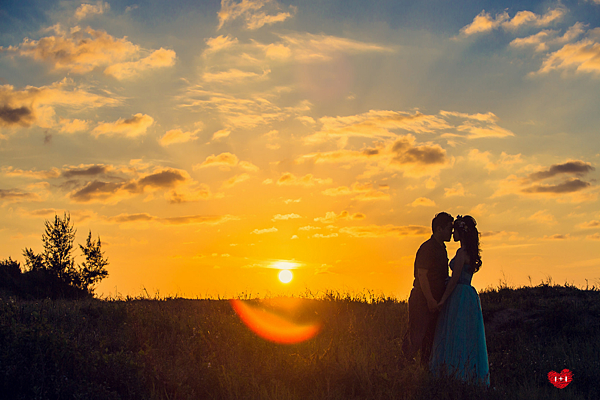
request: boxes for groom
[402,212,454,365]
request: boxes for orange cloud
[321,182,389,201]
[68,167,191,204]
[217,0,295,31]
[276,173,332,186]
[159,128,200,146]
[2,166,61,179]
[298,225,321,231]
[251,227,278,234]
[104,48,176,79]
[468,149,523,171]
[59,118,90,133]
[538,38,600,75]
[526,160,595,181]
[528,210,557,225]
[168,184,223,204]
[197,152,239,169]
[92,113,154,138]
[211,129,231,140]
[304,110,450,144]
[105,212,238,226]
[272,213,302,221]
[75,1,110,20]
[410,197,436,207]
[459,10,509,36]
[239,161,259,172]
[202,68,270,83]
[578,220,600,229]
[12,26,139,74]
[195,152,259,173]
[459,7,565,37]
[221,173,251,188]
[303,110,512,149]
[511,23,587,53]
[492,160,596,202]
[542,234,571,240]
[0,189,40,203]
[339,224,429,238]
[444,183,466,197]
[502,8,565,30]
[440,111,514,139]
[0,105,34,127]
[205,35,239,54]
[300,134,450,179]
[178,89,310,130]
[0,80,120,129]
[61,164,113,178]
[312,233,338,239]
[522,179,591,194]
[274,32,394,62]
[314,210,365,223]
[20,208,97,223]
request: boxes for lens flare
[230,298,321,344]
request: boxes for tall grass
[1,281,599,399]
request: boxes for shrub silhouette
[1,213,109,299]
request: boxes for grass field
[1,282,599,399]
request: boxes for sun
[278,269,293,284]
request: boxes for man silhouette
[402,212,454,365]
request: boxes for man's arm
[417,268,438,312]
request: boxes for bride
[429,215,490,385]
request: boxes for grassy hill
[0,283,598,399]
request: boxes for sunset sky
[1,0,599,299]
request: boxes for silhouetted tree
[78,231,109,292]
[42,213,78,283]
[17,213,109,298]
[0,257,21,278]
[22,248,44,272]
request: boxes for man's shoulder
[418,236,436,250]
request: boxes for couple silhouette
[402,212,490,385]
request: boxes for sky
[1,0,599,299]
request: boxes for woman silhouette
[429,215,490,385]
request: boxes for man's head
[432,212,454,242]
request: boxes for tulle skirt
[430,284,490,385]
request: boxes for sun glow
[278,269,293,283]
[272,261,298,270]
